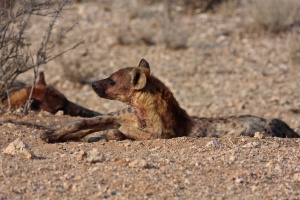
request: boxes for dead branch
[0,0,84,113]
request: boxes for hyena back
[41,59,299,142]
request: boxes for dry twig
[0,0,83,113]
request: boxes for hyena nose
[92,82,98,89]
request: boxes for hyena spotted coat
[41,59,299,142]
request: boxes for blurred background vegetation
[1,0,300,112]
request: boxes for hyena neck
[3,88,30,109]
[130,75,192,137]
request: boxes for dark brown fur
[41,59,299,143]
[1,72,101,118]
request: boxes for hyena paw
[40,130,58,143]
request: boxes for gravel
[1,1,300,199]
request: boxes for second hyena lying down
[41,59,300,142]
[1,72,100,117]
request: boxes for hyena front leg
[81,107,134,142]
[41,115,120,143]
[41,107,132,143]
[85,129,127,142]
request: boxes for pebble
[242,142,261,148]
[265,161,273,167]
[76,150,87,161]
[251,185,258,192]
[23,149,36,159]
[2,138,36,159]
[229,155,237,163]
[76,149,106,163]
[274,164,283,172]
[205,140,221,147]
[254,132,266,139]
[293,173,300,181]
[235,177,244,184]
[86,148,106,163]
[63,182,71,190]
[128,159,148,168]
[55,111,64,116]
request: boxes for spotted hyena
[41,59,299,142]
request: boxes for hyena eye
[108,79,116,86]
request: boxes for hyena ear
[138,59,150,70]
[131,68,147,90]
[37,72,47,86]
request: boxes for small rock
[293,173,300,181]
[86,148,106,163]
[251,185,258,191]
[3,138,30,155]
[63,182,71,190]
[77,150,87,161]
[74,175,82,181]
[274,164,283,172]
[229,155,237,163]
[254,131,266,139]
[23,149,36,159]
[265,161,273,167]
[128,159,148,168]
[150,146,161,151]
[235,177,244,184]
[55,110,64,116]
[123,142,131,147]
[205,140,221,148]
[242,142,260,148]
[227,185,235,191]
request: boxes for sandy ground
[1,1,300,199]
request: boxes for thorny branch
[0,0,84,112]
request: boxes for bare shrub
[112,0,234,50]
[113,0,158,46]
[0,0,83,112]
[113,0,190,50]
[247,0,300,33]
[0,0,16,9]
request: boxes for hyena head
[92,59,150,103]
[31,72,67,113]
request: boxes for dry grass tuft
[113,0,158,46]
[113,0,192,50]
[247,0,300,33]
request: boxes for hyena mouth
[92,81,106,98]
[94,88,106,98]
